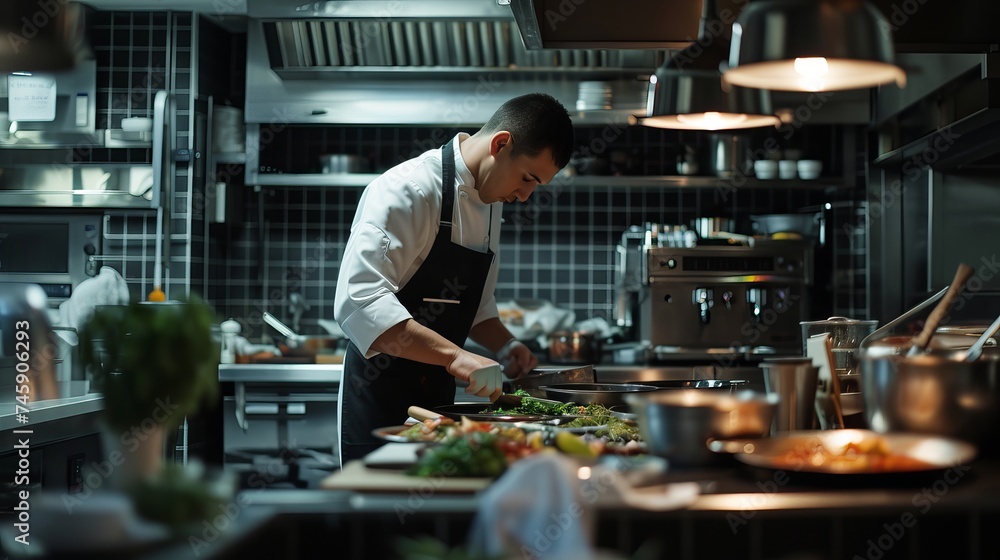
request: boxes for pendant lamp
[723,0,906,92]
[0,1,90,72]
[631,0,780,131]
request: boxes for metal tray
[709,430,977,475]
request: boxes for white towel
[467,454,597,560]
[57,267,131,340]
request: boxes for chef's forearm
[469,318,516,354]
[369,319,461,367]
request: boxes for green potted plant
[79,296,219,483]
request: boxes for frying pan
[708,430,977,475]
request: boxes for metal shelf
[248,173,846,189]
[274,66,649,82]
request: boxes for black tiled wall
[210,123,845,338]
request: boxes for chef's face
[478,131,561,204]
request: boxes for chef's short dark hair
[481,93,574,169]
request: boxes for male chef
[334,93,574,464]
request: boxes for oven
[0,213,101,302]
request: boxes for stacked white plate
[576,81,613,111]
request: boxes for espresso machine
[639,241,813,361]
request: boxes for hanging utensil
[906,264,974,356]
[861,287,948,348]
[962,314,1000,362]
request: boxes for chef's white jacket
[334,133,502,358]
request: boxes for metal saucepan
[860,349,1000,452]
[262,312,341,357]
[625,390,778,467]
[548,331,602,364]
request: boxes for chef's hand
[497,339,537,379]
[447,350,503,401]
[466,363,503,401]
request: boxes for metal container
[625,390,778,467]
[760,358,819,433]
[751,213,822,238]
[319,154,368,174]
[800,316,878,377]
[691,217,735,238]
[540,383,658,406]
[861,351,1000,451]
[548,330,602,364]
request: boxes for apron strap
[440,140,456,228]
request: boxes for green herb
[407,431,507,478]
[485,389,582,416]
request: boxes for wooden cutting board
[321,460,492,493]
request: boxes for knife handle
[407,406,441,421]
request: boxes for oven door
[0,214,101,300]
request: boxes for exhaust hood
[244,0,660,125]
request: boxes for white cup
[778,160,798,180]
[797,160,823,180]
[753,160,778,180]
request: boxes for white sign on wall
[8,75,57,122]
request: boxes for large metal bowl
[624,390,778,467]
[540,383,658,406]
[860,350,1000,452]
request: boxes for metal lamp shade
[0,1,91,73]
[635,63,780,131]
[724,0,906,92]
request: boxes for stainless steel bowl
[624,390,778,467]
[861,351,1000,451]
[540,383,658,406]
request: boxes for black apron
[339,141,495,465]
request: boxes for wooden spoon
[907,263,975,356]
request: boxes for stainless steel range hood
[244,0,660,125]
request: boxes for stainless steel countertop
[0,393,104,431]
[219,363,343,383]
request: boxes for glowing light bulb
[676,112,749,130]
[794,57,829,79]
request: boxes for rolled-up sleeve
[335,177,432,358]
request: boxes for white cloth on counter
[54,266,130,345]
[333,133,502,358]
[467,453,597,560]
[497,299,576,344]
